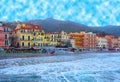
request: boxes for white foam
[0,52,120,81]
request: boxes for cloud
[0,0,120,26]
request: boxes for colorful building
[118,37,120,48]
[69,32,83,48]
[35,30,46,47]
[44,33,51,47]
[0,26,4,48]
[0,22,12,49]
[80,32,96,49]
[96,35,108,49]
[60,31,69,41]
[111,38,119,48]
[12,23,45,48]
[105,35,115,48]
[60,31,70,47]
[47,32,61,46]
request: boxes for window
[21,29,25,32]
[33,43,35,46]
[4,27,8,32]
[22,42,24,46]
[38,43,40,46]
[41,33,44,36]
[0,23,2,27]
[28,30,31,33]
[28,36,30,40]
[5,34,7,39]
[5,40,8,46]
[22,35,24,40]
[28,42,30,47]
[33,38,36,41]
[33,32,36,36]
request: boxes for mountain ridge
[2,18,120,37]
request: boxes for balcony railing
[20,38,32,41]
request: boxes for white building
[70,39,75,48]
[96,36,108,49]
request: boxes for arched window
[22,35,24,40]
[5,34,7,39]
[28,36,30,40]
[33,32,36,36]
[22,42,24,47]
[5,40,8,46]
[28,42,30,47]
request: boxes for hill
[2,18,120,37]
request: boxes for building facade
[69,32,83,48]
[12,23,45,48]
[118,37,120,48]
[105,35,115,48]
[111,38,119,48]
[0,22,12,49]
[60,31,70,47]
[80,32,96,49]
[47,32,61,46]
[96,36,108,49]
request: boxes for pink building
[0,22,11,49]
[118,37,120,48]
[105,35,118,48]
[111,38,119,48]
[0,27,4,47]
[80,32,96,49]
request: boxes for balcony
[32,39,41,41]
[20,38,32,41]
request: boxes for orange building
[105,35,115,48]
[69,32,83,48]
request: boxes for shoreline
[0,51,120,60]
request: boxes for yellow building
[60,31,69,41]
[47,32,61,46]
[34,30,46,47]
[44,33,51,46]
[12,23,45,48]
[60,31,70,46]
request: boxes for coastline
[0,51,120,60]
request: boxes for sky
[0,0,120,26]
